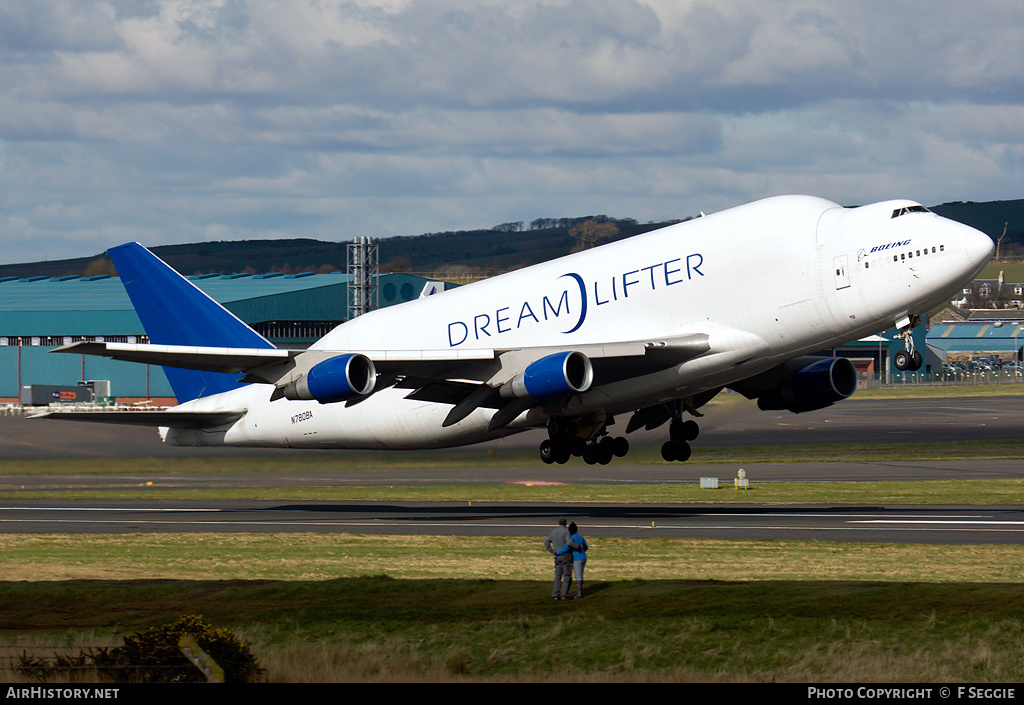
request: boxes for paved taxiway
[2,394,1023,544]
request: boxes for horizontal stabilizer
[52,341,294,374]
[30,409,245,429]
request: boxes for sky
[1,0,1022,265]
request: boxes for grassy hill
[931,200,1024,254]
[1,198,1020,280]
[0,217,676,279]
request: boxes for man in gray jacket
[544,517,578,600]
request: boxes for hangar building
[927,313,1024,364]
[0,271,448,403]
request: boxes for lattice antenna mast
[347,236,379,319]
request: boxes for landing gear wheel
[570,437,586,457]
[661,440,691,463]
[675,442,691,462]
[539,416,632,465]
[612,436,629,458]
[661,441,673,462]
[894,318,923,372]
[548,418,576,439]
[894,350,924,372]
[662,402,700,462]
[670,419,699,441]
[553,440,571,464]
[540,439,555,465]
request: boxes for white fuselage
[165,195,993,449]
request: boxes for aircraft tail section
[108,242,274,403]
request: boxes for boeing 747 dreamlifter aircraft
[38,195,994,465]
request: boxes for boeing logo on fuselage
[869,239,911,254]
[447,254,705,347]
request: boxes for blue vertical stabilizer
[108,242,275,403]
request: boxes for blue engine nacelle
[284,353,377,403]
[756,356,858,413]
[500,351,594,401]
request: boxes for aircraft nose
[964,225,995,266]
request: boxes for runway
[2,394,1023,544]
[4,393,1024,459]
[3,500,1024,545]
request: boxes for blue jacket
[557,533,588,561]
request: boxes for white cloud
[0,0,1021,264]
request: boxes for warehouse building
[926,311,1024,365]
[0,271,448,403]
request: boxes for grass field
[4,481,1024,682]
[4,437,1024,504]
[3,387,1024,683]
[3,536,1024,682]
[853,383,1024,399]
[982,261,1024,282]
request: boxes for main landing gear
[539,417,629,465]
[539,401,705,465]
[661,418,699,462]
[893,316,923,372]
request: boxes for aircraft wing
[53,334,712,430]
[30,408,245,428]
[52,338,685,385]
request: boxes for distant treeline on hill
[1,199,1021,280]
[0,214,680,280]
[492,214,650,232]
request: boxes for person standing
[544,517,575,600]
[557,521,589,599]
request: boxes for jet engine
[500,351,593,401]
[283,353,377,403]
[753,356,858,413]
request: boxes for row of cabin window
[864,244,944,269]
[895,245,944,261]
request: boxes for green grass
[982,261,1024,281]
[2,530,1023,683]
[4,536,1024,681]
[5,388,1024,682]
[854,383,1024,399]
[3,534,1024,583]
[3,563,1024,681]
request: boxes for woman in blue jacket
[556,522,589,599]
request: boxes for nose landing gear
[893,317,924,372]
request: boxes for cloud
[0,0,1022,264]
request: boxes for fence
[872,369,1024,387]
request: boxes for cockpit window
[891,205,930,218]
